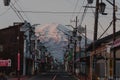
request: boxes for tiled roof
[87,30,120,51]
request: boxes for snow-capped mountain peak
[35,23,68,62]
[35,23,91,62]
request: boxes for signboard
[0,59,11,67]
[113,38,120,47]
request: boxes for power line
[10,1,25,21]
[70,0,79,19]
[13,0,31,22]
[18,10,94,14]
[98,20,113,39]
[70,0,86,25]
[76,0,86,17]
[10,4,24,21]
[0,0,18,17]
[17,10,120,15]
[78,3,88,26]
[91,8,109,37]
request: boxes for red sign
[0,59,11,67]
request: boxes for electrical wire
[70,0,86,25]
[10,10,120,15]
[98,18,120,39]
[70,0,79,20]
[98,20,113,39]
[10,5,23,21]
[0,0,18,17]
[76,3,89,40]
[91,8,109,38]
[13,0,30,22]
[78,3,88,26]
[10,2,25,22]
[98,20,109,36]
[17,10,94,14]
[76,0,86,17]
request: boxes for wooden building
[87,30,120,79]
[0,23,24,75]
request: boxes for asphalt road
[28,70,77,80]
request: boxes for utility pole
[85,25,87,80]
[71,16,79,75]
[17,27,20,80]
[90,0,99,80]
[74,16,78,75]
[113,0,116,79]
[94,0,99,41]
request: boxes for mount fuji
[35,23,91,62]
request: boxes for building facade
[0,22,37,76]
[0,23,24,75]
[87,30,120,80]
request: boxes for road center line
[52,74,57,80]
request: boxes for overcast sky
[0,0,120,40]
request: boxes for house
[0,22,38,76]
[87,30,120,80]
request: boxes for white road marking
[52,74,57,80]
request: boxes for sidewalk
[8,76,30,80]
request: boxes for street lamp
[99,2,107,15]
[3,0,10,6]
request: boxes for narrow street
[1,0,120,80]
[28,70,77,80]
[8,70,79,80]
